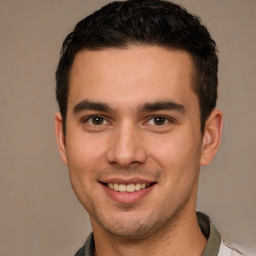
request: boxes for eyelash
[146,115,176,126]
[82,115,176,126]
[82,115,111,126]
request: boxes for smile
[107,183,151,193]
[101,181,156,203]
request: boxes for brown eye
[91,116,104,125]
[84,116,106,125]
[153,116,166,125]
[82,115,111,131]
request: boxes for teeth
[114,183,119,191]
[107,183,150,192]
[135,183,141,191]
[127,184,135,192]
[118,184,126,192]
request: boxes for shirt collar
[197,211,221,256]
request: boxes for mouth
[103,183,153,193]
[100,180,156,204]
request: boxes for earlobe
[200,109,223,166]
[55,112,68,166]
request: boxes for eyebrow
[73,100,113,114]
[73,99,186,115]
[138,100,186,113]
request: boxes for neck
[92,210,207,256]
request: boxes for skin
[55,46,223,256]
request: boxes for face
[55,46,221,239]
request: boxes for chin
[91,210,175,240]
[105,223,158,239]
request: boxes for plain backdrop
[0,0,255,255]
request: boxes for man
[54,0,244,255]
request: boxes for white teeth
[107,183,150,192]
[118,184,126,192]
[127,184,135,192]
[135,183,141,191]
[114,183,119,191]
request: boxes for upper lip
[99,177,156,185]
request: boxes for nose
[106,122,147,167]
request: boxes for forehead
[68,46,197,111]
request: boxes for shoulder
[218,241,246,256]
[74,245,85,256]
[74,233,94,256]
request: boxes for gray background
[0,0,255,255]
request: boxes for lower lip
[101,183,155,204]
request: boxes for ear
[200,109,223,166]
[55,112,68,166]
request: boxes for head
[55,0,222,240]
[56,0,218,135]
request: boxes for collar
[197,211,221,256]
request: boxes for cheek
[65,134,105,208]
[65,133,107,187]
[147,132,201,176]
[66,131,106,163]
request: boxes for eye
[148,116,168,126]
[85,116,108,125]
